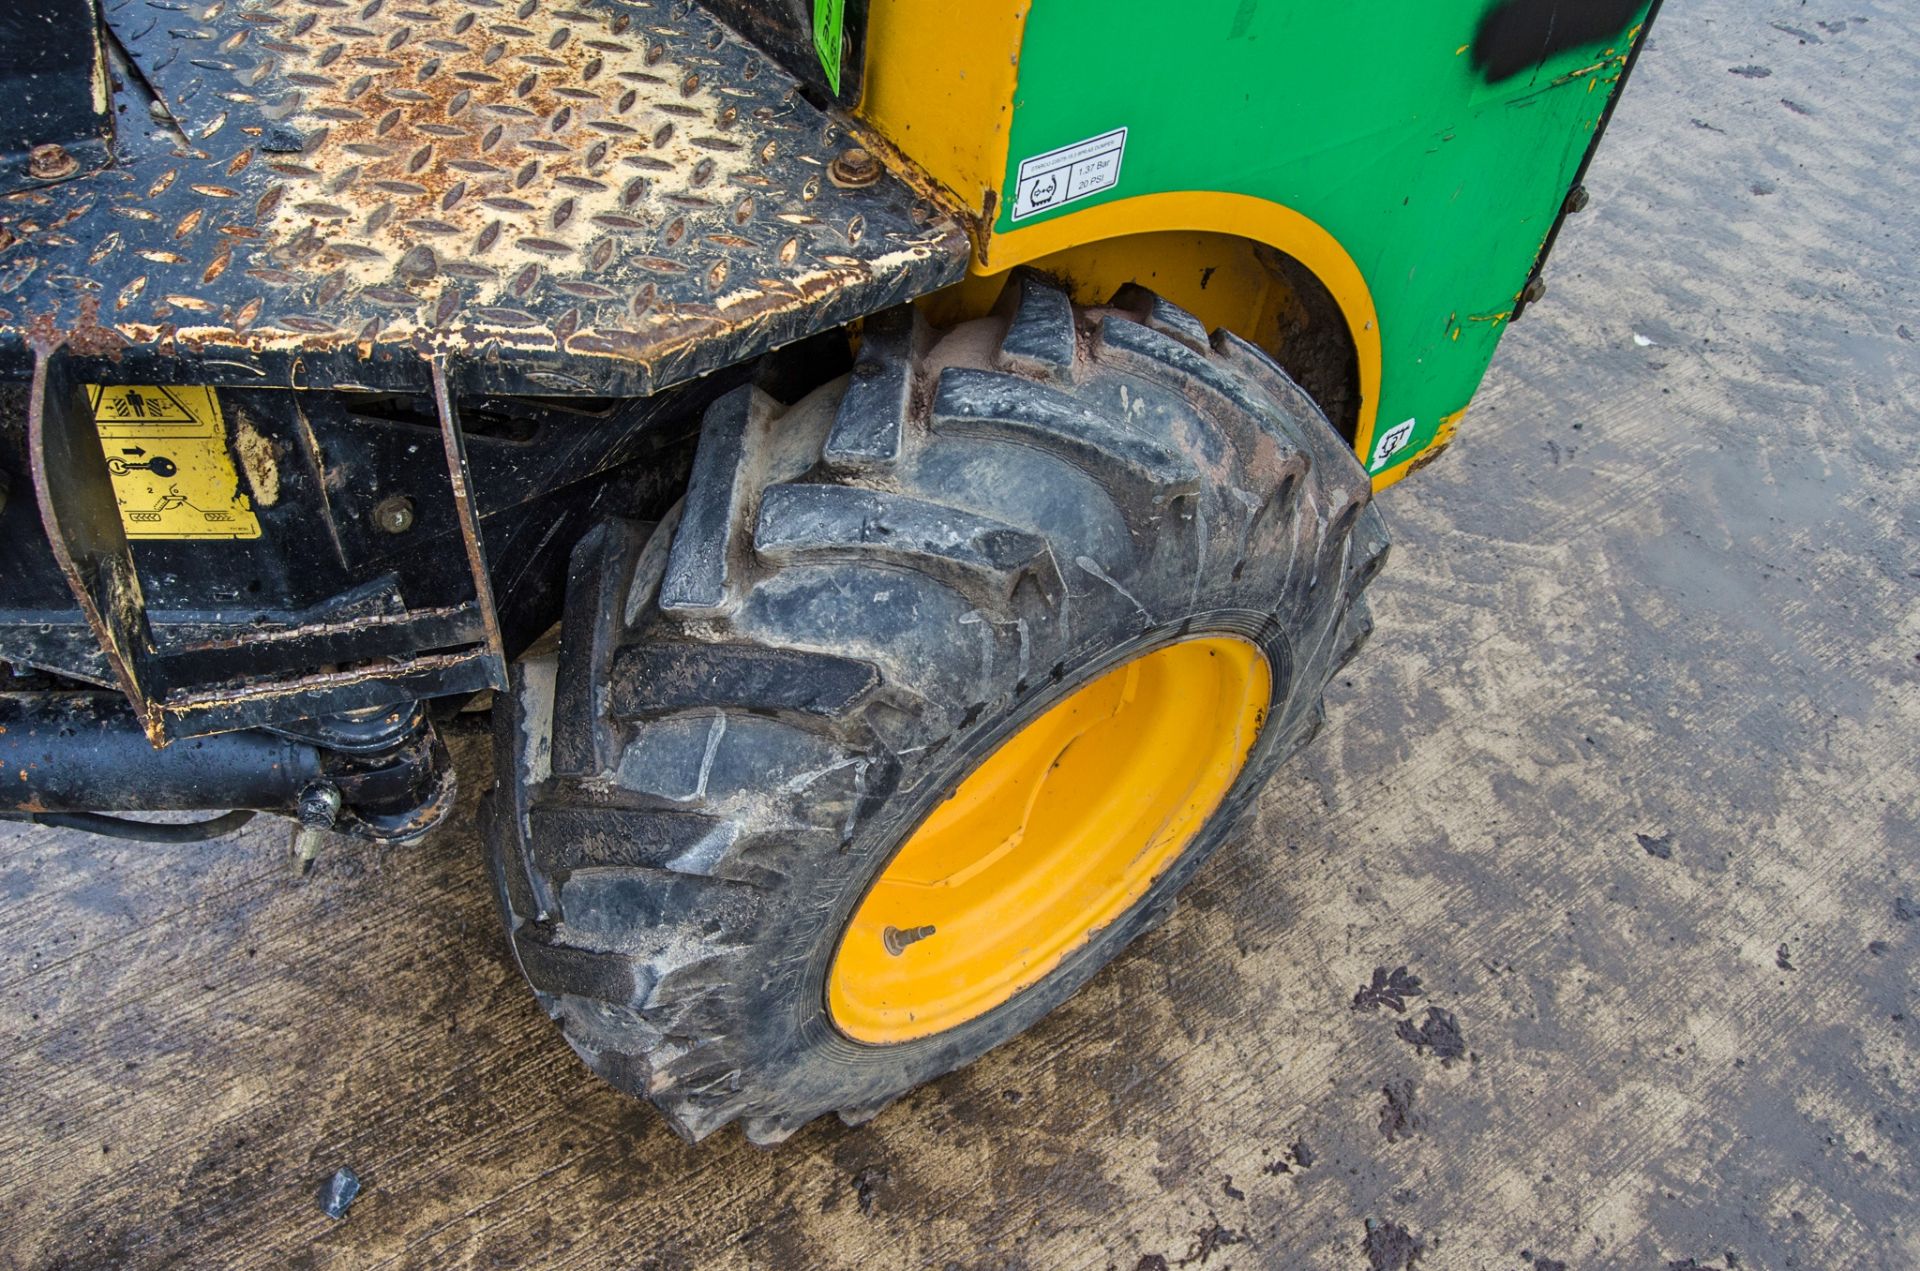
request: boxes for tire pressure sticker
[1010,127,1127,221]
[88,385,261,540]
[1369,417,1418,472]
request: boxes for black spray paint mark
[1470,0,1647,84]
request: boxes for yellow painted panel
[860,1,1029,219]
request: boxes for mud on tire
[486,273,1388,1143]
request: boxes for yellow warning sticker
[88,385,261,540]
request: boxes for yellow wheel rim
[828,636,1271,1044]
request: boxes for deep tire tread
[1110,282,1212,353]
[608,642,881,719]
[996,270,1079,381]
[489,272,1389,1143]
[752,483,1048,600]
[659,386,761,615]
[822,306,922,469]
[930,366,1201,503]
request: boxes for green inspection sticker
[813,0,844,95]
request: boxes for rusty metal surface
[0,0,967,396]
[0,0,116,196]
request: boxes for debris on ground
[1395,1008,1468,1062]
[317,1166,360,1220]
[1184,1218,1247,1265]
[1379,1079,1420,1142]
[850,1165,888,1217]
[1353,966,1425,1013]
[1363,1217,1425,1270]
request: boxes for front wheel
[487,274,1388,1143]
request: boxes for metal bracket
[430,356,509,694]
[28,341,165,741]
[28,340,509,743]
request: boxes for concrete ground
[3,0,1916,1266]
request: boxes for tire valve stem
[882,924,937,956]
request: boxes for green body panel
[997,0,1652,479]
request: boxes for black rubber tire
[486,273,1388,1144]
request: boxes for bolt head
[1564,184,1591,214]
[28,144,78,182]
[1521,275,1549,306]
[372,494,415,534]
[297,782,343,829]
[828,147,882,190]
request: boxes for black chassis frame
[1,370,722,726]
[0,327,856,835]
[0,0,955,837]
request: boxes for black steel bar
[152,605,488,688]
[160,651,501,739]
[0,692,457,842]
[0,693,320,814]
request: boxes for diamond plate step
[0,0,968,396]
